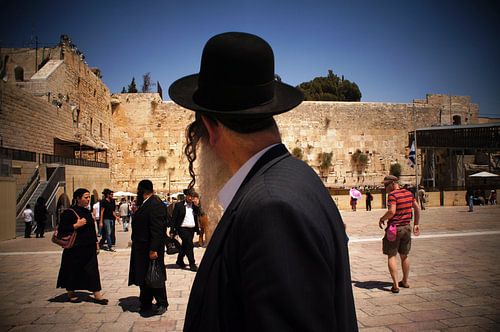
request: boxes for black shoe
[189,264,198,272]
[139,306,154,317]
[154,305,167,315]
[176,261,186,268]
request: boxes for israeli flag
[408,141,416,168]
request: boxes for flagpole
[413,102,419,188]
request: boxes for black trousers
[177,227,196,266]
[366,200,372,211]
[24,222,32,238]
[139,285,168,308]
[36,221,45,237]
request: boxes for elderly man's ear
[201,115,220,146]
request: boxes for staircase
[15,182,48,235]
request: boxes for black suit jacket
[128,195,167,287]
[184,144,358,331]
[172,200,200,230]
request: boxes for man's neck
[143,193,153,201]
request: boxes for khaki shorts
[382,224,412,256]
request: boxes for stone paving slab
[0,205,499,331]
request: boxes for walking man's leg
[400,254,410,287]
[387,255,399,290]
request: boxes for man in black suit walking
[128,180,168,316]
[169,32,357,331]
[171,188,200,272]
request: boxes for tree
[297,69,361,101]
[142,72,154,93]
[127,77,138,93]
[121,87,126,93]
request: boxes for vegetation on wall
[390,163,402,178]
[292,147,304,160]
[351,149,369,174]
[318,152,333,179]
[139,139,148,151]
[297,70,362,101]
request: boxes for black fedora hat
[168,32,303,118]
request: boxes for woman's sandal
[390,286,400,294]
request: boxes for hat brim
[168,74,303,118]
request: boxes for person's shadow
[118,296,141,312]
[352,280,393,292]
[49,291,93,303]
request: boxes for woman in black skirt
[56,188,108,304]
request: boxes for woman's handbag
[165,236,181,255]
[386,223,397,242]
[145,259,165,288]
[51,209,79,249]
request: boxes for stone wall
[1,37,113,160]
[111,93,193,194]
[0,81,74,154]
[111,94,478,191]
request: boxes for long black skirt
[57,244,102,292]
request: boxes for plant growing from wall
[351,149,369,174]
[157,155,166,165]
[390,163,402,178]
[292,147,303,160]
[318,152,333,180]
[139,139,148,152]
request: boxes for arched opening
[14,66,24,81]
[452,115,462,125]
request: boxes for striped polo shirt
[388,189,414,225]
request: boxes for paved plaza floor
[0,205,499,331]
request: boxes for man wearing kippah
[169,32,357,331]
[379,175,421,293]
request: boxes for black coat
[184,144,358,332]
[128,195,167,286]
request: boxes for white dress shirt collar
[218,143,279,210]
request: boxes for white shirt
[180,202,196,228]
[92,202,100,219]
[23,208,34,222]
[218,143,279,210]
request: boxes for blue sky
[1,0,499,117]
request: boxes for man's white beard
[197,138,231,231]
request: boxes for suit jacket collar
[185,143,290,329]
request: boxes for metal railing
[0,147,36,162]
[42,154,108,168]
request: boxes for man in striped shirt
[379,175,421,293]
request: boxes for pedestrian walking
[129,180,168,316]
[379,175,421,293]
[22,204,34,238]
[56,188,108,305]
[34,197,48,238]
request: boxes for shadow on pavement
[352,280,393,291]
[119,296,141,312]
[48,291,91,302]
